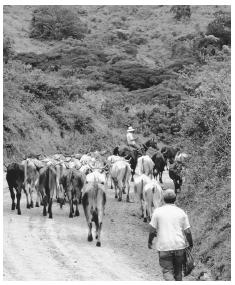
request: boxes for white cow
[134,174,153,218]
[110,160,131,202]
[143,180,163,222]
[86,170,107,186]
[135,155,154,178]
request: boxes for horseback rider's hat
[127,126,135,132]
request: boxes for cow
[80,164,93,175]
[151,152,167,183]
[134,174,153,218]
[63,169,86,218]
[143,180,163,222]
[106,155,128,188]
[80,154,96,166]
[113,138,158,181]
[135,155,154,178]
[110,160,131,202]
[82,182,106,247]
[169,161,184,194]
[6,162,25,215]
[37,165,58,218]
[86,170,107,185]
[21,158,43,208]
[161,146,180,165]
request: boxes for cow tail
[140,178,144,200]
[122,164,128,184]
[142,157,145,174]
[82,191,88,209]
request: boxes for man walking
[148,189,193,281]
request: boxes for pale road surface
[3,171,174,281]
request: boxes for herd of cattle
[5,144,188,247]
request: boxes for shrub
[30,6,88,40]
[3,34,14,64]
[170,5,191,20]
[207,10,231,46]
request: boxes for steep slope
[3,5,231,280]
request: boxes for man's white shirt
[150,204,190,251]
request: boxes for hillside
[3,5,231,280]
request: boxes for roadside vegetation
[3,5,231,280]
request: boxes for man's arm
[148,225,157,249]
[184,228,193,250]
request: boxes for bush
[207,10,231,46]
[170,5,191,20]
[30,6,88,40]
[3,34,14,64]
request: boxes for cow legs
[42,195,47,216]
[48,197,53,219]
[143,198,148,222]
[88,222,93,242]
[35,190,41,207]
[112,178,118,199]
[69,199,74,218]
[24,185,31,209]
[9,186,16,210]
[96,222,102,247]
[75,200,80,216]
[29,184,34,208]
[159,171,163,184]
[131,170,134,182]
[118,181,122,202]
[16,188,22,215]
[126,182,130,203]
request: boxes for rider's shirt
[127,132,136,146]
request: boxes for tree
[30,6,88,40]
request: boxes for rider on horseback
[126,126,140,151]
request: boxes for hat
[127,126,135,132]
[163,189,176,200]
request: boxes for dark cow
[82,182,106,247]
[152,152,166,184]
[64,169,86,218]
[161,146,180,164]
[37,165,57,218]
[6,163,25,215]
[113,138,158,181]
[169,161,184,194]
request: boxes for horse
[113,138,158,181]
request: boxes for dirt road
[3,171,176,281]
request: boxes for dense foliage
[30,6,88,40]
